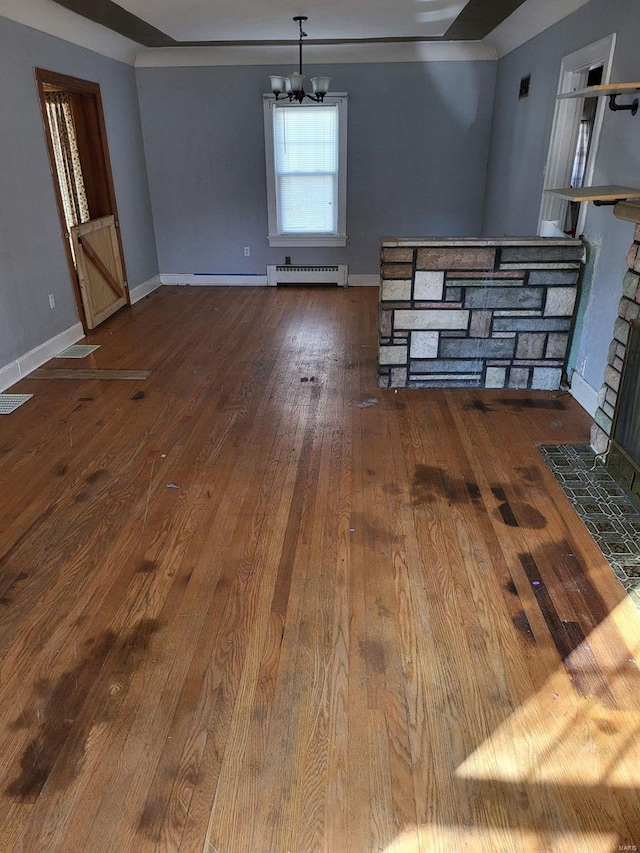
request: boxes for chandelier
[268,17,331,104]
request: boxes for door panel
[71,215,127,329]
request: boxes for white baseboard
[160,274,268,286]
[348,274,379,287]
[0,322,84,393]
[569,371,598,417]
[158,273,379,288]
[129,274,162,304]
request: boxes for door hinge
[114,220,120,228]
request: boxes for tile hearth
[539,444,640,609]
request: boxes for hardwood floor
[1,285,639,852]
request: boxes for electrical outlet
[48,293,56,309]
[243,246,250,257]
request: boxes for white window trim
[263,93,348,248]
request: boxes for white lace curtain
[44,91,90,233]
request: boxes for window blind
[273,105,339,234]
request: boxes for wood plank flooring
[1,285,639,852]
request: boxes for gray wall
[482,0,640,394]
[136,60,497,276]
[0,15,158,369]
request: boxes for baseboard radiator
[267,264,348,287]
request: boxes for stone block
[378,373,390,389]
[416,247,495,271]
[379,345,408,365]
[605,387,618,406]
[616,343,626,360]
[613,357,624,372]
[545,333,569,359]
[528,271,580,286]
[379,309,392,338]
[604,364,621,392]
[623,270,640,299]
[508,368,531,389]
[501,245,584,263]
[595,408,612,434]
[625,301,640,322]
[411,359,483,373]
[485,367,506,388]
[591,423,609,453]
[440,338,515,359]
[410,331,439,359]
[382,263,413,280]
[451,271,524,280]
[390,367,408,387]
[445,287,462,302]
[531,367,562,390]
[464,287,543,310]
[414,271,444,300]
[607,339,619,364]
[381,280,411,302]
[493,310,542,317]
[469,310,492,338]
[394,309,469,330]
[516,333,546,359]
[493,318,571,332]
[382,248,414,263]
[618,298,631,319]
[545,287,577,317]
[414,302,463,309]
[597,385,607,408]
[613,317,629,345]
[626,243,639,270]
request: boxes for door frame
[35,68,130,332]
[537,34,616,237]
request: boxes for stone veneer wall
[378,238,583,389]
[591,222,640,454]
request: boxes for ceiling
[48,0,530,47]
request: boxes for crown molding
[5,0,589,68]
[135,40,496,68]
[0,0,139,64]
[485,0,591,59]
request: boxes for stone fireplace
[591,216,640,508]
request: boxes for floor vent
[0,394,33,415]
[267,264,348,287]
[56,344,101,359]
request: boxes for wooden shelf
[545,185,640,204]
[557,82,640,99]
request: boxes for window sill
[268,234,347,248]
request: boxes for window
[263,95,348,247]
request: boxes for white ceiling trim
[135,40,497,68]
[485,0,592,59]
[0,0,139,65]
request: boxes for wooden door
[71,215,127,329]
[36,69,130,332]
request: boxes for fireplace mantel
[614,200,640,223]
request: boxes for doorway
[538,34,616,237]
[35,69,129,330]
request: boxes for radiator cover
[267,264,348,287]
